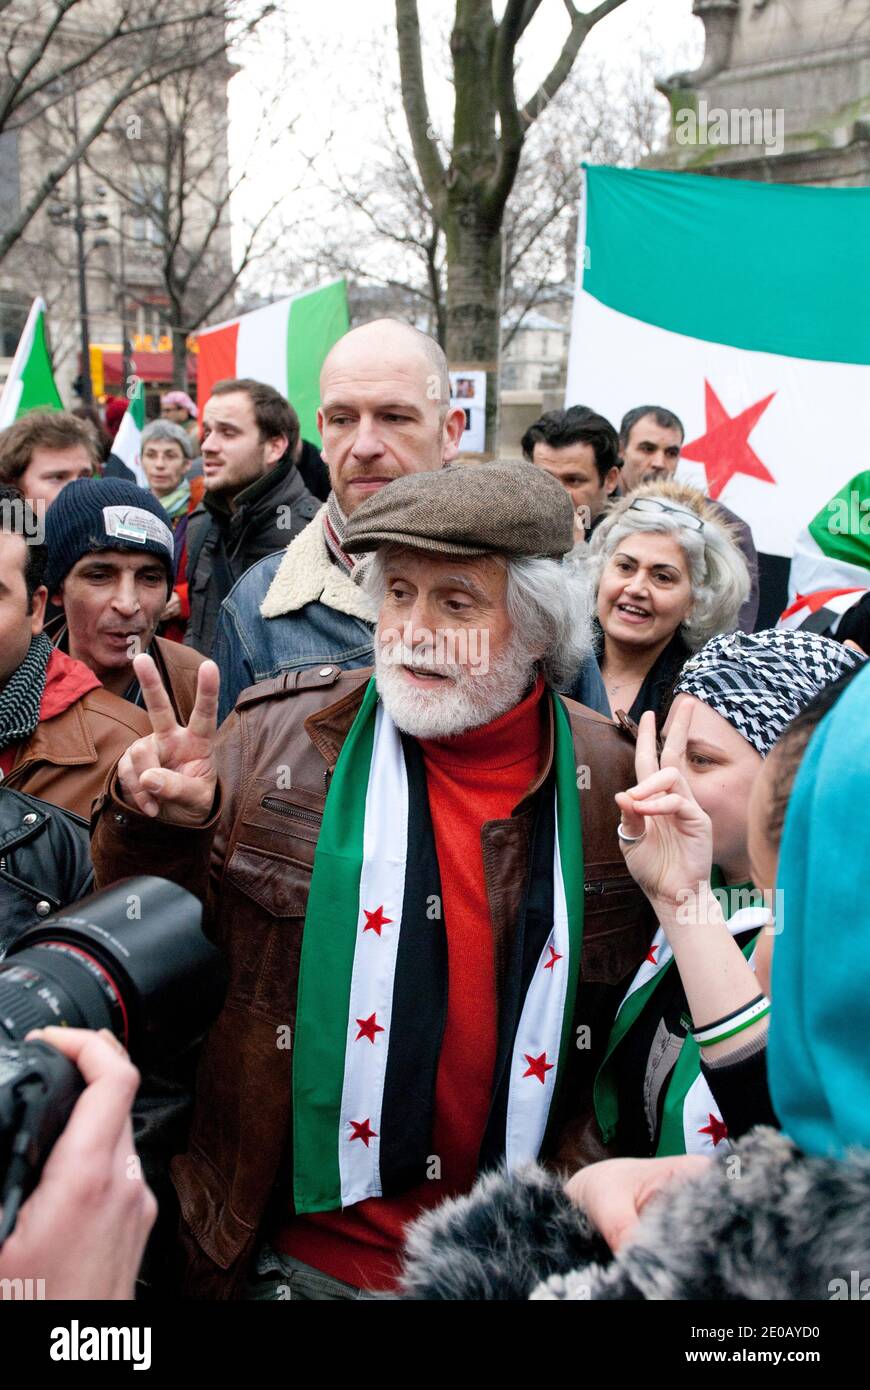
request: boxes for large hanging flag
[195,280,349,443]
[0,297,62,429]
[566,167,870,563]
[105,380,148,488]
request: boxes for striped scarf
[324,491,374,587]
[0,632,52,753]
[157,480,191,525]
[324,492,355,575]
[292,678,585,1213]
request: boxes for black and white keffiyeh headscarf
[674,628,866,758]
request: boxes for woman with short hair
[140,419,201,642]
[565,480,750,722]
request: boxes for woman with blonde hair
[565,480,750,722]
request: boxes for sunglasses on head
[626,496,705,532]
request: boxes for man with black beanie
[44,477,206,722]
[0,483,150,820]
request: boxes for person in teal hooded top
[398,657,870,1301]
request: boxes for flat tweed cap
[343,460,576,559]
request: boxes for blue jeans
[244,1244,381,1301]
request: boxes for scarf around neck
[0,632,52,753]
[324,491,375,588]
[157,480,191,524]
[292,678,585,1213]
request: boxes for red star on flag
[543,944,563,971]
[355,1012,385,1044]
[698,1113,729,1146]
[523,1052,554,1084]
[349,1118,378,1147]
[681,380,776,501]
[362,905,393,936]
[645,943,659,964]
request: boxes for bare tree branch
[519,0,627,127]
[394,0,446,221]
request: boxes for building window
[0,293,29,358]
[130,175,164,245]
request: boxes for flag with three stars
[291,678,586,1215]
[567,167,870,565]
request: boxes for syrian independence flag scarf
[594,878,770,1157]
[292,677,585,1214]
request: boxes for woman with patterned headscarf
[593,628,864,1160]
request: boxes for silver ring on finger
[617,823,646,845]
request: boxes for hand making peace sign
[116,653,220,826]
[614,701,714,916]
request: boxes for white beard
[374,629,537,739]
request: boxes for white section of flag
[565,290,870,558]
[337,702,408,1207]
[682,936,761,1157]
[235,298,292,394]
[109,408,149,489]
[505,795,571,1168]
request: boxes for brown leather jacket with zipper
[91,665,653,1299]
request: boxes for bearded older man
[90,460,652,1301]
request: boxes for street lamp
[91,207,133,392]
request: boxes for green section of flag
[549,695,585,1128]
[17,302,62,415]
[286,280,349,444]
[583,166,870,366]
[292,676,379,1214]
[128,377,145,431]
[807,470,870,570]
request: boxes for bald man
[211,321,466,719]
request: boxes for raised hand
[116,653,219,826]
[614,703,714,916]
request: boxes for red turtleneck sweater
[276,676,547,1291]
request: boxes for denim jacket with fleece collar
[212,504,376,723]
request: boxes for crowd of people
[0,318,867,1303]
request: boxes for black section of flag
[378,734,448,1196]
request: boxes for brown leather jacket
[4,688,151,821]
[151,635,206,724]
[45,616,206,725]
[91,667,653,1299]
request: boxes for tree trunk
[171,324,188,390]
[445,200,502,456]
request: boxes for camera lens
[0,877,226,1061]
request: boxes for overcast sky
[227,0,703,285]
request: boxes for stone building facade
[650,0,870,186]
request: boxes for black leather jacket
[0,787,93,955]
